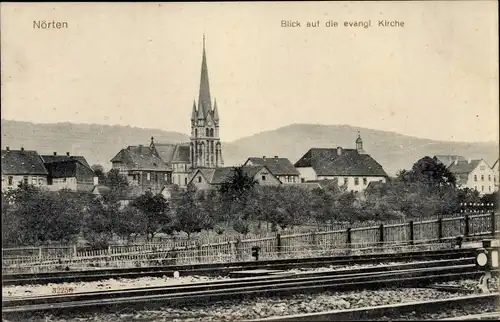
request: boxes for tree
[172,185,213,239]
[106,168,130,196]
[131,190,172,241]
[218,166,258,222]
[82,196,116,249]
[408,157,456,187]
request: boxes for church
[110,36,224,190]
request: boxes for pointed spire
[150,136,155,150]
[191,99,197,122]
[213,98,219,122]
[198,34,212,118]
[197,100,205,120]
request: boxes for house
[1,147,48,191]
[434,155,466,167]
[447,159,495,195]
[294,133,388,192]
[493,159,499,192]
[244,156,301,183]
[188,165,282,190]
[41,152,97,192]
[110,143,172,195]
[154,141,192,187]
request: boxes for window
[38,178,43,185]
[488,175,491,181]
[195,129,198,137]
[474,175,477,181]
[62,178,67,183]
[185,178,188,185]
[474,186,477,191]
[164,174,169,181]
[354,177,359,185]
[344,178,348,185]
[198,176,202,183]
[262,175,266,181]
[293,176,297,183]
[481,175,484,181]
[301,178,305,183]
[23,176,29,185]
[146,173,151,181]
[363,178,367,185]
[489,186,492,192]
[8,176,13,185]
[206,128,210,137]
[481,186,484,192]
[32,177,37,185]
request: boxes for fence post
[276,233,282,257]
[491,212,496,237]
[409,221,414,245]
[464,215,470,238]
[379,224,384,246]
[346,227,352,247]
[38,246,42,263]
[437,218,443,243]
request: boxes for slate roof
[447,160,481,174]
[434,155,466,167]
[44,160,80,178]
[245,157,300,176]
[294,148,387,177]
[155,143,191,164]
[1,149,48,175]
[110,145,171,171]
[286,182,322,190]
[492,159,499,169]
[41,155,92,170]
[195,165,271,185]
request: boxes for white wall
[317,175,387,192]
[2,175,47,192]
[296,167,317,182]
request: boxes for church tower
[190,35,224,169]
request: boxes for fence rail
[3,212,499,273]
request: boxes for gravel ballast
[4,286,494,322]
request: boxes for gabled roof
[294,148,387,177]
[1,149,48,175]
[155,143,191,164]
[434,155,466,167]
[447,160,482,174]
[41,155,92,170]
[191,165,276,185]
[245,157,300,176]
[492,159,499,169]
[110,145,171,171]
[44,160,79,178]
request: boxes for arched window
[206,128,209,137]
[210,128,214,137]
[195,129,198,137]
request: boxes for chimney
[337,147,342,156]
[66,152,70,156]
[274,156,279,161]
[5,146,9,151]
[20,147,24,151]
[53,152,57,156]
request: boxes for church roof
[245,156,300,176]
[155,143,191,164]
[110,145,171,171]
[198,35,212,119]
[294,148,387,177]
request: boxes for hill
[1,120,498,175]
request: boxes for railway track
[248,293,500,321]
[2,258,496,319]
[2,248,475,286]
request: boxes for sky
[1,1,498,143]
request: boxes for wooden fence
[2,212,499,273]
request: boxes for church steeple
[356,131,366,154]
[213,98,219,124]
[198,34,212,118]
[191,99,197,122]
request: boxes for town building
[188,165,281,190]
[111,36,224,192]
[243,156,300,183]
[1,147,48,192]
[293,133,388,192]
[110,143,172,195]
[447,159,496,195]
[41,152,97,192]
[492,159,499,192]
